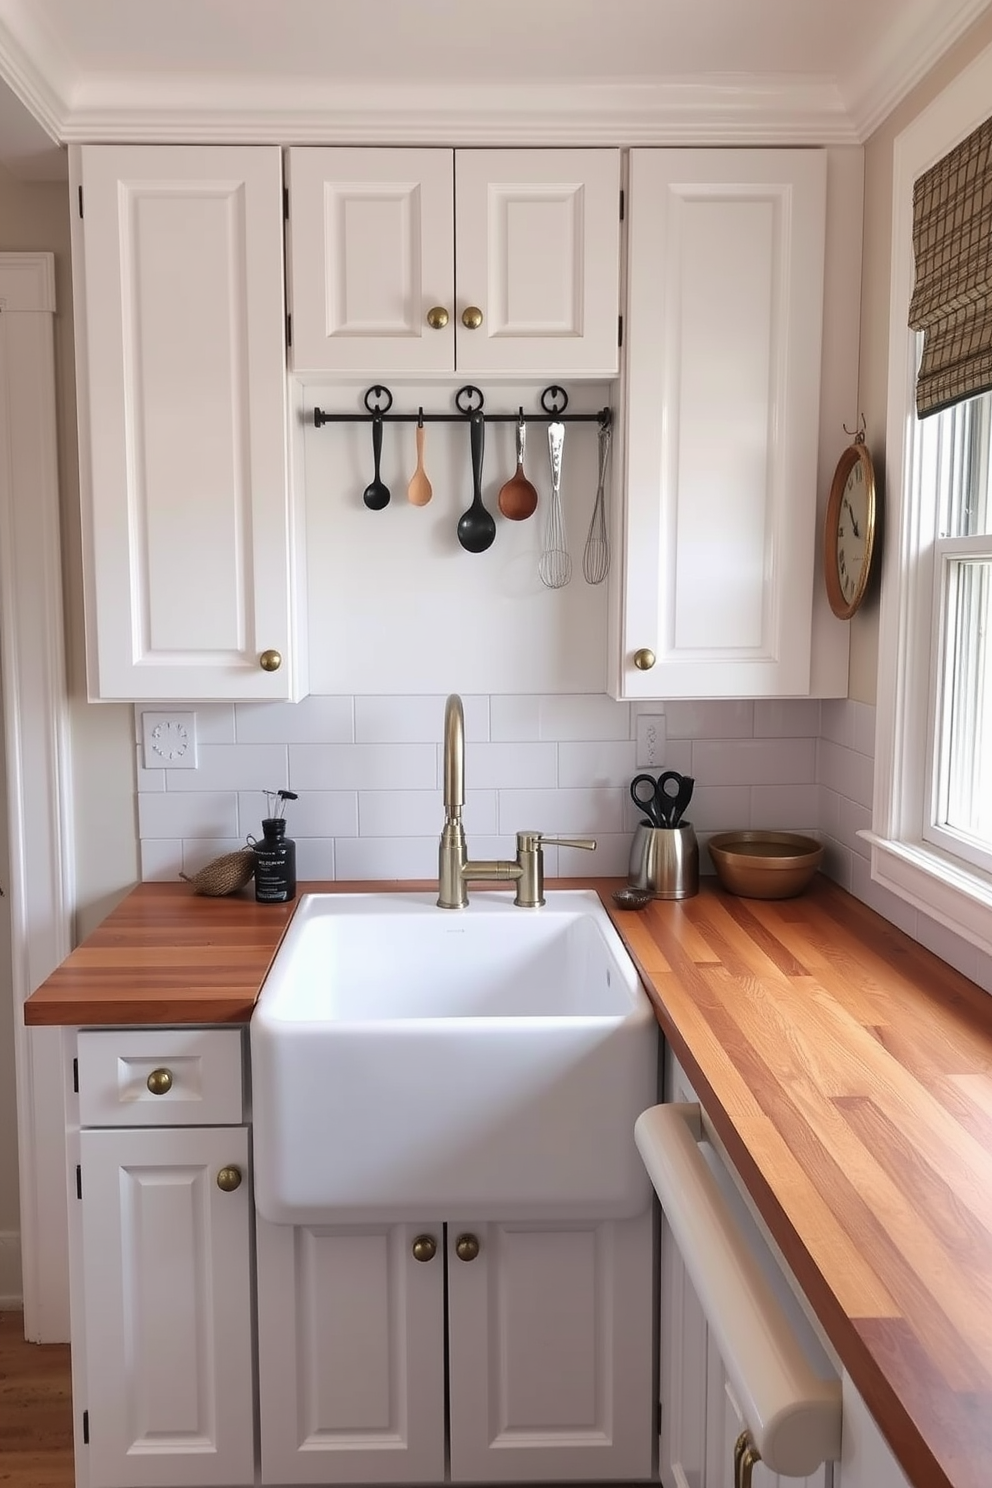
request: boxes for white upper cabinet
[286,146,622,378]
[617,148,847,700]
[69,144,307,701]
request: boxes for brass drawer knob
[146,1068,173,1096]
[259,648,282,672]
[633,648,656,671]
[216,1166,243,1192]
[455,1233,480,1262]
[426,306,450,330]
[461,306,483,330]
[411,1234,437,1263]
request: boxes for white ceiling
[1,0,991,179]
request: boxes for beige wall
[851,7,992,703]
[0,160,137,1255]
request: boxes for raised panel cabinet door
[620,148,827,699]
[255,1215,446,1484]
[70,144,302,700]
[837,1373,911,1488]
[454,148,622,377]
[77,1125,253,1487]
[287,147,455,375]
[447,1211,654,1482]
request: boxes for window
[922,390,992,874]
[870,45,992,955]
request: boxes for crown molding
[845,0,992,138]
[0,3,71,139]
[55,76,860,147]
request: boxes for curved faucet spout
[443,694,465,816]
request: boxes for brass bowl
[706,831,823,900]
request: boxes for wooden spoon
[407,418,432,506]
[498,417,539,521]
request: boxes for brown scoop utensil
[498,415,539,521]
[407,414,432,506]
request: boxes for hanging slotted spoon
[538,421,570,588]
[582,422,612,584]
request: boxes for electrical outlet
[635,714,666,770]
[141,711,198,770]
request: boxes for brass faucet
[437,694,596,909]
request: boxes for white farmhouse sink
[251,890,657,1224]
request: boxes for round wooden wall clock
[824,431,878,619]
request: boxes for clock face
[836,461,868,607]
[825,441,876,620]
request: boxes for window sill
[861,830,992,957]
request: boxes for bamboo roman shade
[908,114,992,418]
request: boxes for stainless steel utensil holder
[628,823,699,899]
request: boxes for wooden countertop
[24,875,992,1488]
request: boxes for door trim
[0,251,74,1337]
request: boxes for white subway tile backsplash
[335,835,438,880]
[463,742,558,790]
[838,795,872,858]
[558,741,637,788]
[239,790,358,840]
[490,695,543,742]
[816,737,873,807]
[139,791,239,839]
[693,738,816,787]
[748,783,820,830]
[290,742,438,791]
[852,700,877,758]
[673,785,752,832]
[135,745,166,794]
[754,699,821,737]
[497,788,626,836]
[295,838,336,879]
[666,701,754,739]
[359,790,497,838]
[355,694,489,743]
[140,838,181,881]
[851,856,920,937]
[236,696,354,744]
[819,698,857,748]
[537,694,631,741]
[165,743,289,793]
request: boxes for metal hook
[842,413,867,443]
[417,407,424,428]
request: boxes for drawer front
[77,1028,244,1127]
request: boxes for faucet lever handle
[516,831,597,852]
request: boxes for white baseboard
[0,1228,23,1307]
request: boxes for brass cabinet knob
[633,648,656,671]
[461,306,484,330]
[426,306,450,330]
[455,1233,480,1262]
[216,1166,243,1192]
[411,1234,437,1263]
[146,1068,173,1096]
[259,648,282,672]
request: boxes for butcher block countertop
[24,875,992,1488]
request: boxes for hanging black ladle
[456,411,496,553]
[362,412,390,510]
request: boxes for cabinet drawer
[77,1028,244,1127]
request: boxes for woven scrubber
[180,847,256,897]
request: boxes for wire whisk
[582,423,612,584]
[538,420,571,589]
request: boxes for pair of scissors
[629,771,695,828]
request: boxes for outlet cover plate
[635,714,667,770]
[142,711,198,770]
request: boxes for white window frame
[868,39,992,955]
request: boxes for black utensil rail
[312,383,612,429]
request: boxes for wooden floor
[0,1312,74,1487]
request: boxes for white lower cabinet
[76,1124,254,1488]
[257,1209,655,1485]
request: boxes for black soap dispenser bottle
[254,790,298,904]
